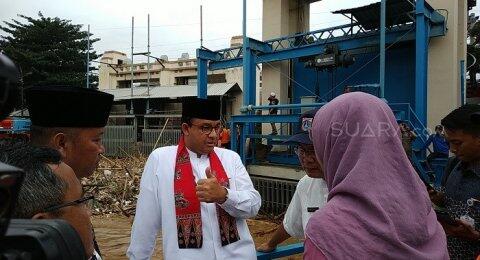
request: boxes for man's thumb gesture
[205,167,216,179]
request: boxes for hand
[257,242,276,253]
[429,190,445,206]
[443,219,480,241]
[196,167,228,204]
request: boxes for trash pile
[82,154,146,216]
[83,154,285,223]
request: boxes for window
[175,77,189,85]
[207,74,226,84]
[178,62,183,66]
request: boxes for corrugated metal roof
[102,83,241,101]
[332,0,414,31]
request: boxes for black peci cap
[182,97,220,121]
[25,86,114,128]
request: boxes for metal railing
[213,22,415,64]
[103,125,136,157]
[251,176,297,216]
[257,243,304,260]
[141,129,181,155]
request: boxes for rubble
[82,154,146,216]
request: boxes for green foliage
[0,12,99,88]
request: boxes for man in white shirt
[127,97,261,260]
[257,109,328,252]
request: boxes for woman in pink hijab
[305,92,448,259]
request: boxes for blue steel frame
[196,0,446,163]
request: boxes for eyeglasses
[190,123,222,135]
[294,146,316,157]
[44,195,94,213]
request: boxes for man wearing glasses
[0,140,98,259]
[257,109,328,253]
[128,97,261,260]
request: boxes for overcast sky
[1,0,479,62]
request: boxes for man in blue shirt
[422,125,450,164]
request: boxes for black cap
[182,97,220,121]
[284,108,319,145]
[25,86,114,128]
[472,112,480,124]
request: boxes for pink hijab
[306,92,448,259]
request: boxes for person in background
[218,125,231,149]
[268,92,279,135]
[422,125,450,165]
[0,140,98,260]
[127,97,261,260]
[305,92,448,259]
[429,104,480,259]
[256,109,328,253]
[399,122,417,158]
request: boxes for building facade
[98,37,262,116]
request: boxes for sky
[1,0,478,62]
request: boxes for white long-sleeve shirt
[127,146,261,260]
[283,176,328,238]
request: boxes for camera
[0,53,86,260]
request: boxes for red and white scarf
[174,135,240,248]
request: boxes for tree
[0,12,99,88]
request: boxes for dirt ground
[92,215,302,260]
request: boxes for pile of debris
[83,155,286,223]
[82,155,146,216]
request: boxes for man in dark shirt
[268,92,279,135]
[473,112,480,124]
[430,104,480,259]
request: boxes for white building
[98,36,261,116]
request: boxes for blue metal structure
[415,0,430,126]
[380,0,386,98]
[195,1,447,258]
[197,0,446,161]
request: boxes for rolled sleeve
[218,153,261,219]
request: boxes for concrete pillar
[262,0,310,134]
[427,0,467,129]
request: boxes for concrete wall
[262,0,310,134]
[427,0,467,129]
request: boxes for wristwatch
[220,187,229,204]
